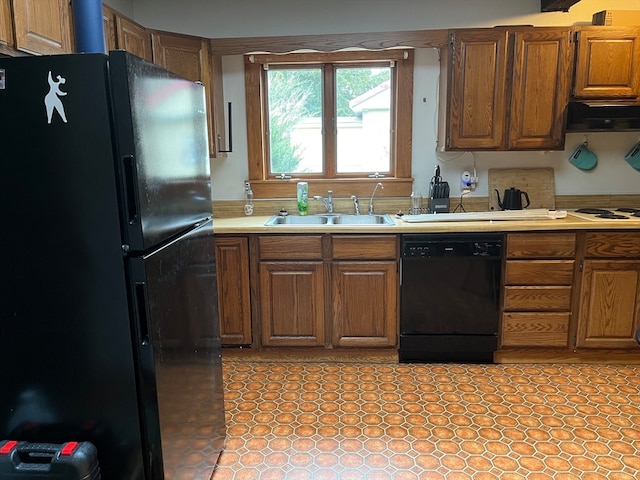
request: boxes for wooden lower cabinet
[259,261,325,347]
[332,261,397,347]
[257,235,325,347]
[254,234,398,348]
[500,233,575,348]
[331,235,398,348]
[215,236,252,346]
[575,232,640,349]
[576,259,640,349]
[214,229,640,361]
[498,231,640,363]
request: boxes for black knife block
[430,197,450,213]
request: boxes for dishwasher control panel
[401,233,503,258]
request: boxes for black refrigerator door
[0,54,147,479]
[108,51,213,253]
[128,220,225,479]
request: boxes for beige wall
[119,0,640,201]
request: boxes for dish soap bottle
[297,182,308,216]
[244,182,254,215]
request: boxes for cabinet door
[0,0,14,49]
[215,237,252,346]
[151,31,218,156]
[115,15,152,61]
[332,261,397,347]
[259,261,325,347]
[102,5,117,52]
[152,31,209,82]
[577,260,640,349]
[12,0,72,54]
[573,27,640,99]
[509,28,572,150]
[446,29,508,150]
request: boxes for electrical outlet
[461,171,476,191]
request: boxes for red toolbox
[0,440,100,479]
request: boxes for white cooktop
[568,209,640,223]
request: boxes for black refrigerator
[0,51,225,479]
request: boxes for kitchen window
[245,50,414,198]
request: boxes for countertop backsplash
[212,194,640,218]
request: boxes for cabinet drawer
[501,312,570,347]
[332,235,398,260]
[585,232,640,258]
[258,235,323,260]
[507,233,576,258]
[503,286,572,311]
[504,260,574,285]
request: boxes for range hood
[566,101,640,132]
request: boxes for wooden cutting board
[488,168,556,211]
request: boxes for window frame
[245,49,414,199]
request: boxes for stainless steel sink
[331,214,394,225]
[264,213,394,226]
[265,215,330,225]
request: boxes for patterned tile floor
[212,351,640,480]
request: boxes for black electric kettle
[495,187,530,210]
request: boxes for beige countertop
[213,212,640,234]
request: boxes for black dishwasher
[400,233,503,363]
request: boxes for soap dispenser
[244,182,254,215]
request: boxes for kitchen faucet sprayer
[368,182,384,215]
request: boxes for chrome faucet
[350,195,360,215]
[368,182,384,215]
[312,190,333,213]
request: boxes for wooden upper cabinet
[444,27,571,151]
[102,5,150,60]
[573,26,640,100]
[0,0,14,49]
[152,31,210,82]
[115,15,152,61]
[509,28,572,150]
[102,5,117,52]
[103,9,226,159]
[446,29,508,150]
[152,31,224,157]
[12,0,73,55]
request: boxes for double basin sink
[265,213,395,226]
